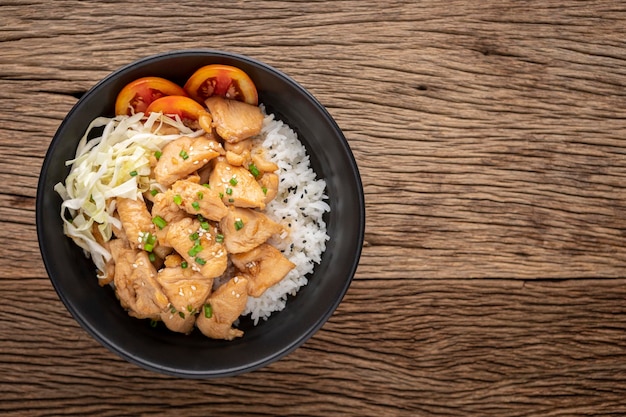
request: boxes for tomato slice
[184,64,258,106]
[115,77,188,116]
[144,95,207,122]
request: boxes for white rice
[244,111,330,324]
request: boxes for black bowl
[36,50,365,378]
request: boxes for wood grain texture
[2,0,626,415]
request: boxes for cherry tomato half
[114,77,188,116]
[184,64,258,106]
[144,95,207,122]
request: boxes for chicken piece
[170,179,228,221]
[231,243,295,297]
[209,159,267,210]
[205,96,263,143]
[258,173,279,204]
[154,135,223,186]
[196,276,248,340]
[166,217,228,279]
[156,266,214,334]
[251,153,279,173]
[224,138,253,166]
[110,243,169,320]
[116,197,157,251]
[150,190,187,245]
[220,206,284,254]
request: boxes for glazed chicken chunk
[116,197,157,251]
[170,179,228,221]
[165,217,228,279]
[196,276,249,340]
[156,261,214,334]
[209,159,267,210]
[231,243,296,297]
[110,241,169,320]
[205,96,264,143]
[154,135,223,186]
[220,206,285,254]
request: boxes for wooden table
[2,1,626,415]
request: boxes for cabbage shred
[54,112,204,279]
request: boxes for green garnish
[150,189,159,197]
[181,261,188,269]
[262,186,268,195]
[152,215,167,230]
[234,219,244,231]
[129,170,138,177]
[248,163,260,178]
[215,234,224,243]
[197,191,204,200]
[229,177,238,186]
[179,149,189,160]
[189,232,199,241]
[203,303,213,318]
[188,243,203,257]
[192,201,200,211]
[195,257,206,265]
[226,187,233,195]
[200,221,210,231]
[173,194,182,205]
[154,150,162,160]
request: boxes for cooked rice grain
[243,112,330,324]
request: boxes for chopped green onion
[173,194,182,205]
[150,189,159,197]
[178,311,185,319]
[197,191,204,200]
[226,187,233,195]
[215,234,224,243]
[179,149,189,160]
[229,177,238,186]
[191,201,200,211]
[195,257,206,265]
[234,219,244,231]
[203,303,213,318]
[200,221,210,231]
[146,233,157,245]
[187,304,193,312]
[154,150,162,160]
[170,306,177,314]
[150,319,158,328]
[262,186,268,195]
[189,232,199,241]
[129,170,138,177]
[188,243,203,257]
[152,216,167,230]
[181,261,188,269]
[219,192,224,199]
[228,198,234,203]
[248,163,260,178]
[202,183,211,188]
[148,253,156,262]
[144,243,154,252]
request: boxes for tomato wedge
[115,77,188,116]
[184,64,258,106]
[144,95,207,122]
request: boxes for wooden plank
[2,0,626,416]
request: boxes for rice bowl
[36,50,364,377]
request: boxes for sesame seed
[191,285,197,291]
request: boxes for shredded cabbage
[55,112,204,279]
